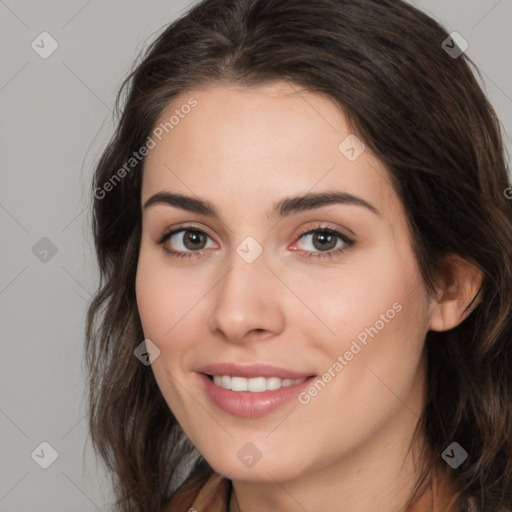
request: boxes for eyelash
[157,222,355,261]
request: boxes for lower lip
[198,373,316,418]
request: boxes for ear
[428,254,483,332]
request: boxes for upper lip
[197,362,315,379]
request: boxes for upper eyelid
[160,222,213,237]
[296,224,353,240]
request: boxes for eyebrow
[143,190,381,219]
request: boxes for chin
[203,449,307,483]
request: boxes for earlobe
[428,255,483,332]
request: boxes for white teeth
[247,377,266,392]
[210,375,306,392]
[266,377,282,390]
[231,376,248,392]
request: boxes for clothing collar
[173,468,458,512]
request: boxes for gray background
[1,0,511,510]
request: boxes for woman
[85,0,512,511]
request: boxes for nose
[207,248,286,344]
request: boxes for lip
[197,362,314,379]
[196,363,317,418]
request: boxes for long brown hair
[85,0,512,510]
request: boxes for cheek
[295,242,430,410]
[283,252,429,461]
[135,251,200,422]
[135,259,171,343]
[317,248,429,408]
[294,244,428,353]
[135,248,200,345]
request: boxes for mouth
[196,363,317,418]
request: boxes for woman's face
[136,81,435,482]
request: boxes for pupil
[314,232,335,251]
[185,231,205,250]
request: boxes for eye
[157,223,355,261]
[292,224,355,259]
[157,224,216,259]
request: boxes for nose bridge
[208,241,285,343]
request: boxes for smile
[198,373,316,418]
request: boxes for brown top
[165,469,459,512]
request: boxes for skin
[135,81,482,512]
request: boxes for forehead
[141,81,398,220]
